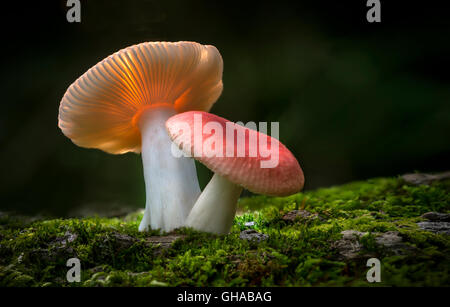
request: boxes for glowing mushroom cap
[166,111,305,196]
[58,41,223,154]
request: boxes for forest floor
[1,173,449,287]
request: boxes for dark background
[1,0,449,215]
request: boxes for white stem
[185,173,243,235]
[138,106,201,232]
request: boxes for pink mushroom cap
[166,111,305,196]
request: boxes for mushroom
[58,42,223,232]
[166,111,304,234]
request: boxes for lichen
[0,176,449,287]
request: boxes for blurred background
[1,0,449,216]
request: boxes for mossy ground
[1,176,449,287]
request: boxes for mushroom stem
[138,106,201,232]
[185,173,243,235]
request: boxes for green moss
[0,176,449,286]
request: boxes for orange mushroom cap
[58,41,223,154]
